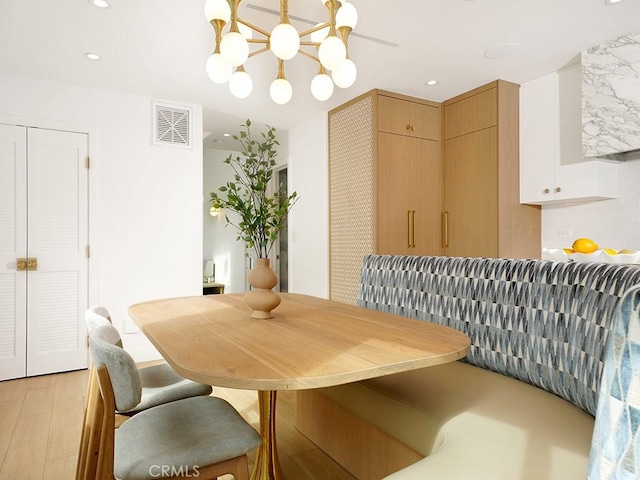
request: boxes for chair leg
[76,365,97,480]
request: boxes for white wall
[288,112,329,298]
[0,74,203,346]
[542,153,640,251]
[203,147,247,293]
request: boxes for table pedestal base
[251,390,285,480]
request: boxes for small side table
[203,282,225,295]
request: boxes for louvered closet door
[0,125,28,380]
[26,128,89,376]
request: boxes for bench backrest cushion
[589,284,640,479]
[358,255,640,416]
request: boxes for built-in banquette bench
[296,255,640,480]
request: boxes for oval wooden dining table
[128,293,471,480]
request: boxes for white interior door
[26,128,89,377]
[0,125,28,381]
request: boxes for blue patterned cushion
[589,284,640,479]
[358,255,640,416]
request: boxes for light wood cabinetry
[329,90,442,304]
[519,65,619,205]
[443,81,541,259]
[330,82,542,303]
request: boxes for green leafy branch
[210,119,299,259]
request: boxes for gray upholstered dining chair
[85,305,213,413]
[80,324,261,480]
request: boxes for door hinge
[85,246,90,258]
[85,156,90,169]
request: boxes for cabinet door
[378,133,441,255]
[411,103,441,141]
[444,127,498,258]
[411,138,441,255]
[378,95,412,137]
[0,125,28,381]
[519,72,557,203]
[444,88,497,139]
[378,133,413,254]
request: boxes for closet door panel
[0,125,27,381]
[26,128,89,376]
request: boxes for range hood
[582,32,640,159]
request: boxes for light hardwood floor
[0,368,356,480]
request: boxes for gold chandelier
[204,0,358,104]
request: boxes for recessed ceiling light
[223,133,231,137]
[425,80,438,86]
[89,0,109,7]
[84,52,101,60]
[604,0,624,4]
[483,43,521,60]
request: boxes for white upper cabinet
[520,64,619,205]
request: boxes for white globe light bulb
[270,23,300,60]
[206,52,233,84]
[220,31,249,67]
[229,70,253,98]
[331,58,357,88]
[336,2,358,29]
[270,78,293,105]
[310,23,329,43]
[204,0,231,22]
[311,73,334,101]
[318,36,346,70]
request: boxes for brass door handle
[16,258,37,271]
[407,210,412,248]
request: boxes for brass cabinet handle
[27,258,37,271]
[543,188,550,194]
[555,187,561,193]
[442,211,449,248]
[407,210,416,248]
[406,124,412,131]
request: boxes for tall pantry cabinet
[329,82,541,305]
[329,90,442,304]
[443,80,540,258]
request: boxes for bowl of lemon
[543,238,640,264]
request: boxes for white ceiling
[1,0,639,149]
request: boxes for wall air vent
[152,101,192,148]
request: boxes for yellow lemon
[572,238,599,254]
[562,248,574,255]
[603,248,617,255]
[619,248,637,254]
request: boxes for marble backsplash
[582,32,640,158]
